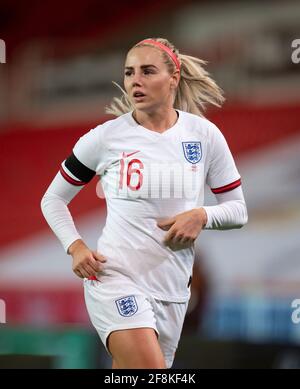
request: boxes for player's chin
[133,100,155,111]
[133,101,149,110]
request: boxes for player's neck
[133,108,178,134]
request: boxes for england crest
[115,295,138,317]
[182,142,202,164]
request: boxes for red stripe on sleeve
[211,178,242,194]
[59,166,86,186]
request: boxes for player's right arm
[68,238,106,279]
[41,126,107,279]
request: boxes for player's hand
[157,208,207,251]
[68,239,107,279]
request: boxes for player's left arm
[203,121,248,230]
[157,186,247,249]
[157,123,248,249]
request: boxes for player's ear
[170,70,180,90]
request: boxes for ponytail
[175,54,225,117]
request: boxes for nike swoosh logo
[122,150,140,158]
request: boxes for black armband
[60,152,96,186]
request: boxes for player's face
[124,47,178,112]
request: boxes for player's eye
[143,69,154,74]
[124,70,132,76]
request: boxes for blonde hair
[105,37,225,117]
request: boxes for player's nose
[131,73,143,86]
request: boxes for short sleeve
[73,127,101,172]
[60,125,107,186]
[206,123,241,194]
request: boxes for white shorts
[83,278,189,368]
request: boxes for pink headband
[136,39,181,71]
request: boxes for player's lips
[133,91,146,101]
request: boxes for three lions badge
[115,295,138,317]
[182,142,202,164]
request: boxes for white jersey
[61,110,241,302]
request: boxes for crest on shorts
[182,142,202,164]
[115,295,138,317]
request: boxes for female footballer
[41,38,248,369]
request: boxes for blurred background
[0,0,300,369]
